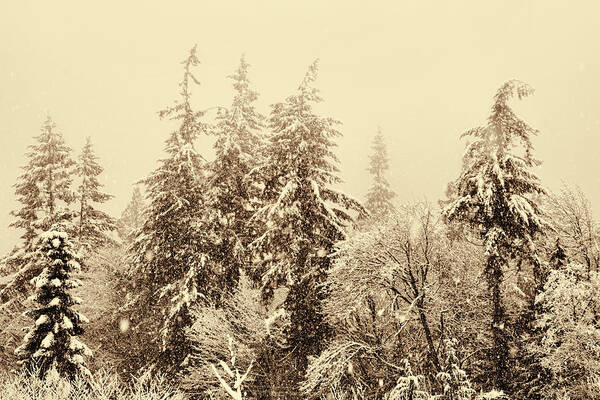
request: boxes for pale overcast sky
[1,1,599,255]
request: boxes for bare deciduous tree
[546,184,600,277]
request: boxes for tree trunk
[416,301,440,373]
[485,254,509,391]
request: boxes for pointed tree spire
[365,126,396,217]
[159,44,204,145]
[75,137,116,255]
[15,226,92,381]
[11,116,75,246]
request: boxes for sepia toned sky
[0,1,599,255]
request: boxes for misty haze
[1,1,599,399]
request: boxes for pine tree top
[297,59,321,102]
[368,126,389,177]
[28,117,75,174]
[159,45,207,146]
[122,186,145,217]
[365,126,395,217]
[465,79,539,167]
[10,116,75,245]
[78,137,112,203]
[213,55,265,163]
[76,137,116,253]
[264,59,343,188]
[444,79,547,248]
[228,55,260,116]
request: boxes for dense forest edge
[0,46,598,400]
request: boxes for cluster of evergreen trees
[0,117,114,303]
[1,47,599,400]
[0,117,114,379]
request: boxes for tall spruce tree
[252,60,366,382]
[117,186,146,245]
[443,80,546,392]
[123,45,211,373]
[75,137,116,255]
[15,226,92,380]
[1,117,75,308]
[206,55,265,291]
[365,126,396,217]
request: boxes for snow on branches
[123,45,211,373]
[15,227,92,381]
[443,80,546,391]
[75,137,116,255]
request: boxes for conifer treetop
[369,126,389,178]
[264,59,344,188]
[11,116,75,237]
[76,137,115,253]
[465,79,539,167]
[298,59,321,102]
[213,54,265,164]
[365,126,395,217]
[445,79,546,245]
[77,137,113,207]
[159,44,207,145]
[228,55,261,125]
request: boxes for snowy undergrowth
[0,368,185,400]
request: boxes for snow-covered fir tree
[365,126,396,217]
[116,186,146,245]
[123,45,211,374]
[75,137,116,255]
[10,116,76,246]
[15,226,92,380]
[443,80,546,392]
[1,117,76,307]
[252,60,366,381]
[205,55,265,292]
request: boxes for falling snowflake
[119,318,130,333]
